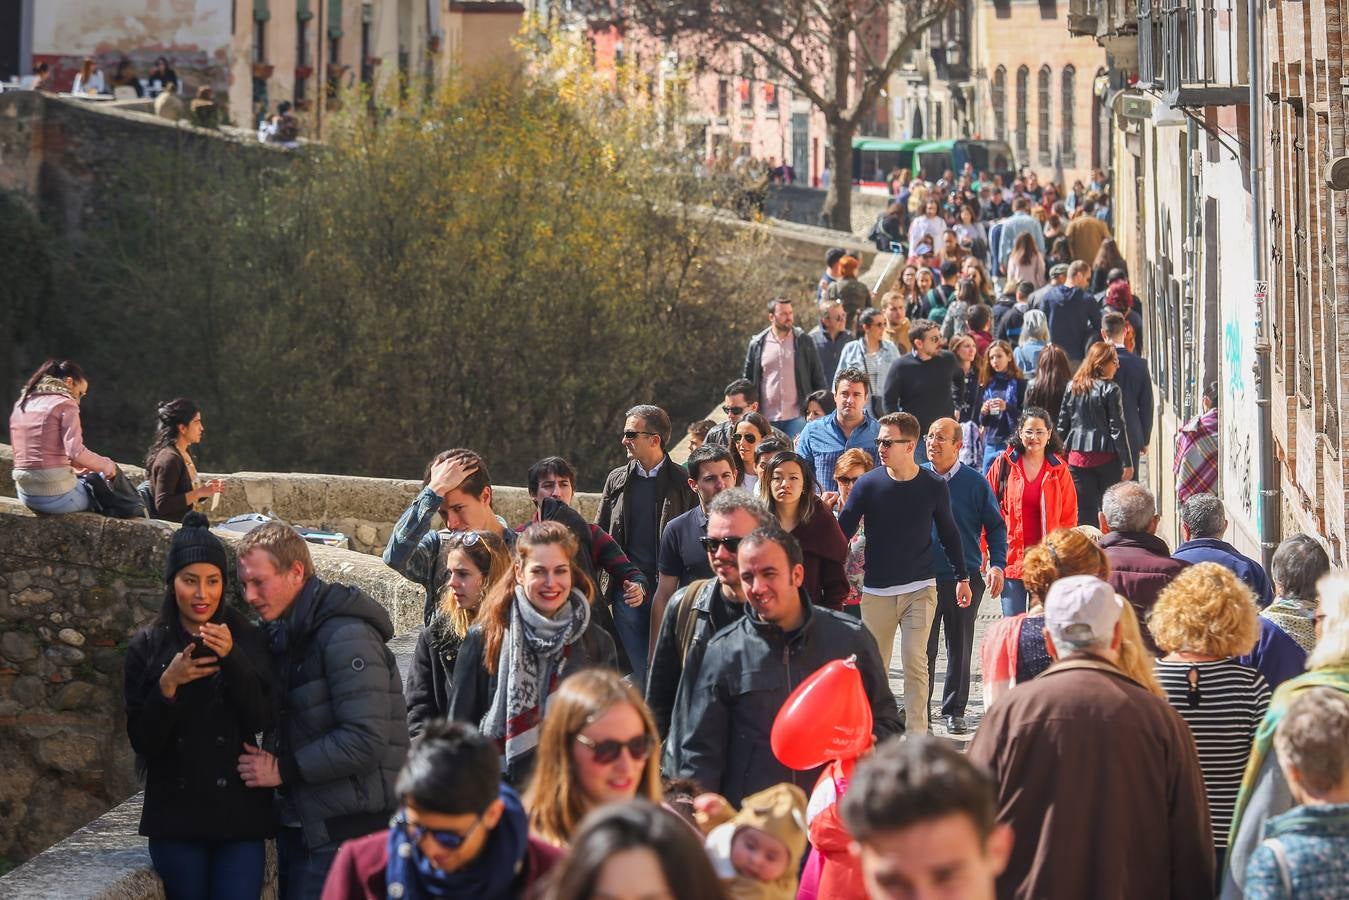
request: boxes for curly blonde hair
[1148,562,1259,658]
[1022,528,1111,602]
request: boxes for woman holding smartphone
[145,398,225,522]
[124,512,276,899]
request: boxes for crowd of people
[7,163,1349,900]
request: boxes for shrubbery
[5,41,773,487]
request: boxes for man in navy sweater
[921,418,1008,735]
[838,412,969,734]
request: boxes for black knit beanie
[166,511,229,584]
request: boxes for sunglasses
[393,809,483,851]
[574,733,655,764]
[732,433,758,445]
[622,430,657,441]
[834,475,858,486]
[875,438,913,448]
[699,535,743,553]
[449,530,482,548]
[722,405,746,416]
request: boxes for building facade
[1072,0,1349,565]
[973,0,1108,183]
[4,0,521,134]
[887,0,975,142]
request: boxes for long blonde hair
[436,530,512,640]
[525,669,663,846]
[1116,601,1166,698]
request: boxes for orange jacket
[986,449,1078,579]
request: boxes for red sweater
[321,828,563,900]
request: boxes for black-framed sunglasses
[622,430,657,440]
[392,808,483,851]
[835,475,858,486]
[732,433,758,445]
[574,733,655,764]
[699,535,743,554]
[875,438,913,448]
[722,405,746,416]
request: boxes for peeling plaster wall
[31,0,234,105]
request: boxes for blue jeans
[612,592,652,688]
[981,443,1005,474]
[1001,578,1029,616]
[277,827,341,900]
[772,417,806,439]
[148,838,265,900]
[17,483,91,514]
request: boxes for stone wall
[0,444,601,557]
[0,497,421,870]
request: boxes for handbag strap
[1261,836,1293,898]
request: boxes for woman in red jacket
[986,407,1078,615]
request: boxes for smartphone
[187,634,210,657]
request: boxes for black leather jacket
[1056,379,1132,461]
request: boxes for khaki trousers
[862,585,938,734]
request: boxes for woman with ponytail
[9,358,116,514]
[145,398,225,522]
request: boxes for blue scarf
[385,784,529,900]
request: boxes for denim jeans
[1001,578,1029,616]
[17,483,91,514]
[981,443,1006,474]
[148,838,266,900]
[611,592,652,688]
[277,827,340,900]
[772,417,806,439]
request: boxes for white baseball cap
[1044,575,1123,648]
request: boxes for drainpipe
[1249,0,1280,566]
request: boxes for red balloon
[771,655,874,770]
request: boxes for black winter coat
[1057,379,1132,462]
[266,578,409,849]
[447,615,618,785]
[404,615,464,741]
[124,605,277,841]
[678,594,902,806]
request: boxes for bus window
[917,152,949,182]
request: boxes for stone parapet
[0,497,420,869]
[0,444,601,557]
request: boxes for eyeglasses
[925,435,951,444]
[699,535,743,554]
[732,433,758,445]
[574,733,655,765]
[1020,429,1050,438]
[393,809,484,851]
[622,430,657,441]
[875,438,914,449]
[834,475,858,486]
[722,405,746,416]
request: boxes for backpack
[990,452,1012,508]
[136,479,159,519]
[674,579,711,662]
[80,468,148,519]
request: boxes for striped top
[1155,659,1271,849]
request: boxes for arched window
[992,66,1007,142]
[1061,65,1076,167]
[1015,65,1029,162]
[1037,65,1052,166]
